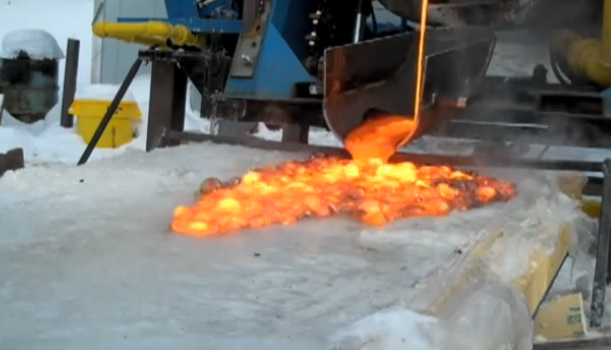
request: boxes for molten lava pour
[171,154,517,236]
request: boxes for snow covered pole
[60,38,80,128]
[77,57,142,166]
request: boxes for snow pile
[329,308,441,350]
[74,84,137,102]
[0,77,208,164]
[330,283,532,350]
[1,29,64,60]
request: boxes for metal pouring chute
[322,27,497,151]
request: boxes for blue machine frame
[119,0,317,100]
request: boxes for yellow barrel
[70,99,142,149]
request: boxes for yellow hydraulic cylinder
[110,34,168,47]
[555,0,611,87]
[92,21,204,47]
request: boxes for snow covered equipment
[0,29,63,124]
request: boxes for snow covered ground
[0,142,590,349]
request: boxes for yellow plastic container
[70,99,142,149]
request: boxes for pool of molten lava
[171,157,517,236]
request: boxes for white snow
[1,29,64,60]
[74,84,137,102]
[329,308,441,350]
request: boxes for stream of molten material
[170,0,517,237]
[346,0,429,162]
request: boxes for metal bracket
[229,0,271,78]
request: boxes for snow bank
[0,76,201,164]
[0,29,64,60]
[329,308,441,350]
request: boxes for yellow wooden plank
[513,225,571,314]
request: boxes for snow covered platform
[0,142,593,349]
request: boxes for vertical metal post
[145,60,188,152]
[590,158,611,328]
[242,0,258,33]
[352,0,365,43]
[281,124,307,144]
[77,58,142,166]
[0,93,4,125]
[60,39,80,128]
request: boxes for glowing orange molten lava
[171,155,517,236]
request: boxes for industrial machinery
[88,0,611,347]
[0,29,63,124]
[91,0,610,153]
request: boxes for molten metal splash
[171,156,516,236]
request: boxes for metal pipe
[590,158,611,328]
[92,21,204,47]
[77,58,142,166]
[352,0,365,43]
[555,0,611,86]
[60,39,80,128]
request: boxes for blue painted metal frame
[223,0,316,99]
[163,0,199,18]
[119,0,317,100]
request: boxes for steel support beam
[60,38,80,128]
[146,60,188,152]
[590,159,611,328]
